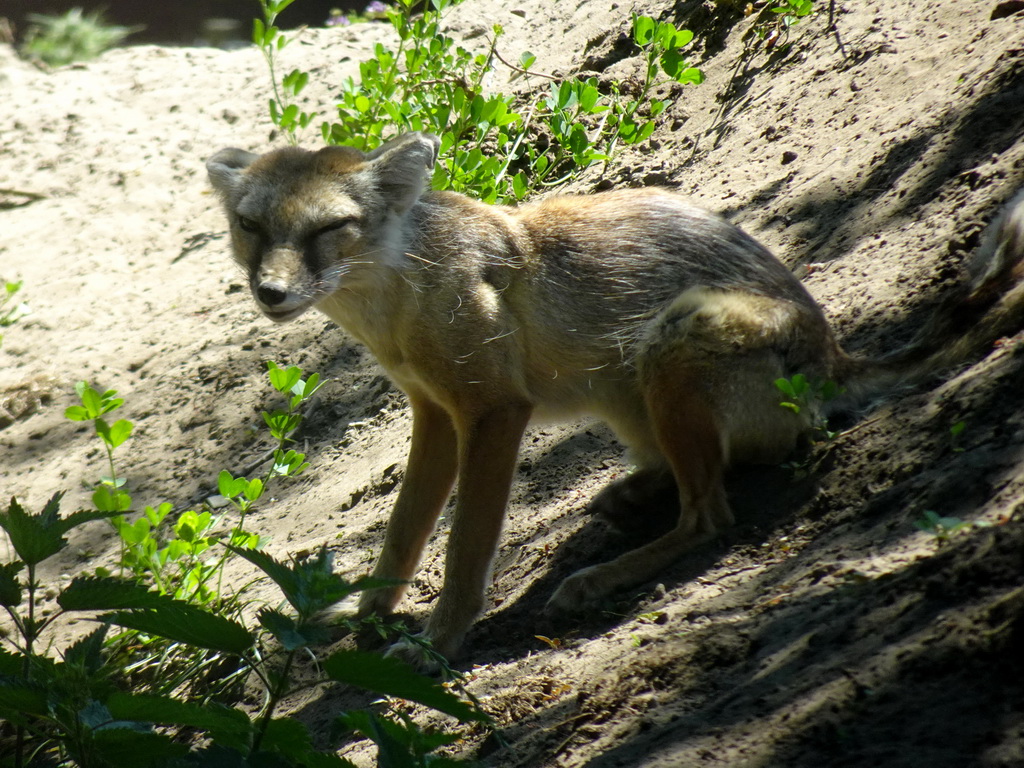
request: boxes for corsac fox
[207,132,1024,663]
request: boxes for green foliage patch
[256,0,704,203]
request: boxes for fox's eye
[237,215,259,233]
[315,218,354,237]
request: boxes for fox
[206,131,1024,664]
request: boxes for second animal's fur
[207,133,1024,663]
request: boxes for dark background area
[1,1,366,45]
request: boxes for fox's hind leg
[548,288,830,610]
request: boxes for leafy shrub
[1,365,487,766]
[20,8,141,67]
[255,0,704,203]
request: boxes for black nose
[256,283,288,307]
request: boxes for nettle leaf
[88,729,189,767]
[0,682,49,719]
[101,604,252,655]
[225,546,298,604]
[58,575,174,611]
[258,608,310,651]
[62,625,108,672]
[107,692,251,738]
[0,645,22,676]
[0,493,78,565]
[259,714,313,757]
[323,650,486,723]
[0,561,23,607]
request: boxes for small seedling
[747,0,815,52]
[949,420,966,452]
[0,279,29,348]
[914,510,973,544]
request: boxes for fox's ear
[367,132,440,214]
[206,148,259,196]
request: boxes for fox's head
[206,132,439,322]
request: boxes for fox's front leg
[411,402,532,661]
[358,396,458,618]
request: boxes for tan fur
[206,133,1024,663]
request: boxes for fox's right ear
[206,148,259,195]
[367,133,441,214]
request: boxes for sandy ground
[2,1,1024,765]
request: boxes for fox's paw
[546,564,617,613]
[383,635,443,674]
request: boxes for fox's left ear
[206,148,259,196]
[368,132,441,214]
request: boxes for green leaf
[244,477,264,502]
[678,67,705,85]
[62,625,108,672]
[93,485,132,513]
[88,729,189,767]
[258,608,311,651]
[774,377,796,397]
[101,605,253,655]
[323,650,486,722]
[218,469,248,499]
[65,404,90,421]
[267,361,303,394]
[107,419,134,449]
[632,14,656,46]
[144,502,172,527]
[0,494,66,565]
[673,28,695,48]
[58,576,177,611]
[512,171,528,201]
[107,691,250,731]
[0,682,49,718]
[0,561,23,607]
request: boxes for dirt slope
[2,1,1024,766]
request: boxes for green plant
[747,0,815,53]
[2,362,490,765]
[775,373,843,440]
[0,495,486,767]
[253,0,319,144]
[913,510,990,545]
[20,8,141,67]
[0,279,29,349]
[949,420,967,452]
[255,0,703,203]
[58,365,330,703]
[914,510,969,544]
[64,362,319,609]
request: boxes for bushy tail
[835,189,1024,400]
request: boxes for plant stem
[250,650,296,754]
